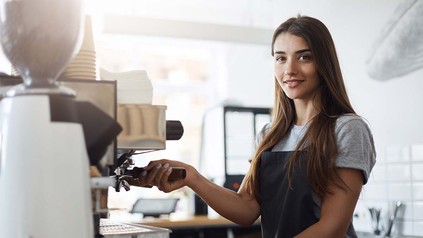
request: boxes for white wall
[224,43,274,107]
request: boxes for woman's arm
[140,159,261,226]
[295,168,363,238]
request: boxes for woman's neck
[294,99,320,126]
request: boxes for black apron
[260,151,319,238]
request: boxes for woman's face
[273,33,321,102]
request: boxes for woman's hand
[137,159,194,193]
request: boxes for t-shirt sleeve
[335,117,376,184]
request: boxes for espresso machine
[91,77,185,237]
[0,69,185,238]
[0,0,122,237]
[0,0,186,237]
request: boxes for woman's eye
[299,54,312,61]
[276,56,286,62]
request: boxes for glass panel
[225,111,255,175]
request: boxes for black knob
[166,120,184,140]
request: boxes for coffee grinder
[0,0,122,237]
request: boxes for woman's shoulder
[334,114,375,151]
[335,113,371,133]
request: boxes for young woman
[133,15,376,238]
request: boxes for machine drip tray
[100,219,170,238]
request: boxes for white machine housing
[0,95,93,237]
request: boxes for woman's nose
[284,60,297,76]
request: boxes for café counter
[140,215,261,238]
[104,213,261,238]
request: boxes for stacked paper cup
[62,15,96,80]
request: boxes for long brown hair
[243,15,355,202]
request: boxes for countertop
[100,219,170,238]
[356,231,423,238]
[139,215,260,229]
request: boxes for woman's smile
[283,79,305,88]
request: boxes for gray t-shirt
[256,114,376,237]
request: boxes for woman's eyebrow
[274,49,311,55]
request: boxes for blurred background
[1,0,422,236]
